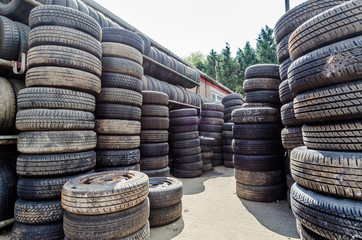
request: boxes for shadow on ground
[174,166,234,195]
[150,216,184,240]
[239,198,299,239]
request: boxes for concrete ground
[151,166,299,240]
[0,166,299,240]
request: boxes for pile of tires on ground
[275,0,362,238]
[199,103,225,167]
[140,91,170,177]
[62,171,150,239]
[169,109,203,178]
[12,5,102,238]
[199,136,215,172]
[222,93,243,123]
[95,27,145,172]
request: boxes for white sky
[94,0,306,58]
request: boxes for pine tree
[204,49,218,79]
[256,25,278,64]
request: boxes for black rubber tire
[302,121,361,151]
[148,177,183,209]
[224,160,234,168]
[95,164,140,172]
[170,116,199,126]
[16,109,95,131]
[149,201,182,228]
[199,136,215,146]
[201,151,213,159]
[0,15,19,60]
[17,151,96,177]
[173,153,201,164]
[101,73,142,93]
[95,104,141,120]
[232,107,280,124]
[289,1,362,61]
[291,146,362,200]
[200,110,224,119]
[140,130,169,143]
[140,142,169,158]
[223,99,244,108]
[232,139,283,155]
[199,131,222,140]
[136,32,151,56]
[102,57,143,80]
[97,88,143,107]
[235,169,283,186]
[172,169,202,178]
[142,167,170,177]
[236,182,285,202]
[140,155,168,170]
[200,117,224,126]
[222,93,243,104]
[201,103,224,112]
[171,138,200,149]
[243,78,281,92]
[174,161,203,171]
[300,224,328,240]
[291,183,362,240]
[279,58,292,81]
[169,124,198,134]
[202,163,213,172]
[12,222,64,240]
[95,119,140,135]
[26,66,101,96]
[101,27,144,54]
[97,135,140,150]
[141,105,169,117]
[224,105,242,116]
[172,146,201,157]
[288,36,362,94]
[29,5,101,40]
[233,123,281,140]
[96,149,140,167]
[14,199,63,224]
[28,45,102,77]
[245,64,280,79]
[18,130,96,154]
[142,91,169,106]
[233,154,283,171]
[18,87,95,112]
[0,77,16,133]
[286,173,295,189]
[223,130,233,139]
[0,160,16,221]
[17,171,93,201]
[62,171,148,215]
[242,102,281,109]
[63,198,149,239]
[279,79,296,104]
[28,25,102,59]
[277,33,291,64]
[281,127,304,150]
[200,123,223,132]
[141,116,169,130]
[274,0,345,43]
[170,131,199,141]
[294,80,362,123]
[223,152,233,162]
[169,108,197,118]
[245,90,280,104]
[281,101,302,127]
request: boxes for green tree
[256,25,278,64]
[218,42,237,89]
[184,51,205,71]
[204,49,218,79]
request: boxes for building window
[212,92,223,102]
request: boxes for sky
[94,0,306,58]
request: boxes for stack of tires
[222,123,234,168]
[0,160,17,223]
[169,109,202,178]
[284,1,362,238]
[232,107,285,202]
[12,5,101,238]
[222,93,243,123]
[199,103,224,167]
[140,91,170,177]
[243,64,281,109]
[95,27,145,172]
[199,136,215,172]
[62,171,150,239]
[148,177,183,227]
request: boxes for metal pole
[285,0,290,12]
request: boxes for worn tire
[17,151,96,177]
[281,101,302,127]
[243,78,281,92]
[279,58,292,81]
[18,131,96,154]
[142,91,169,106]
[0,15,19,60]
[0,77,16,133]
[172,169,202,178]
[102,57,143,80]
[277,33,291,63]
[169,108,197,118]
[140,155,168,170]
[95,104,141,120]
[245,64,280,79]
[291,146,362,200]
[97,88,142,107]
[101,27,144,54]
[0,161,16,221]
[236,182,285,202]
[140,142,169,157]
[141,105,169,117]
[232,139,283,155]
[245,90,280,104]
[233,123,281,140]
[140,130,169,143]
[279,79,296,104]
[235,169,283,186]
[233,154,283,171]
[101,73,142,93]
[102,42,142,64]
[281,127,304,150]
[201,103,224,112]
[12,222,64,240]
[148,177,183,209]
[142,167,170,177]
[97,135,140,150]
[141,117,169,130]
[96,149,140,167]
[232,107,279,124]
[291,183,362,240]
[149,201,182,228]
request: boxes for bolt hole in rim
[78,172,135,185]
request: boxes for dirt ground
[0,166,299,240]
[151,166,299,240]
